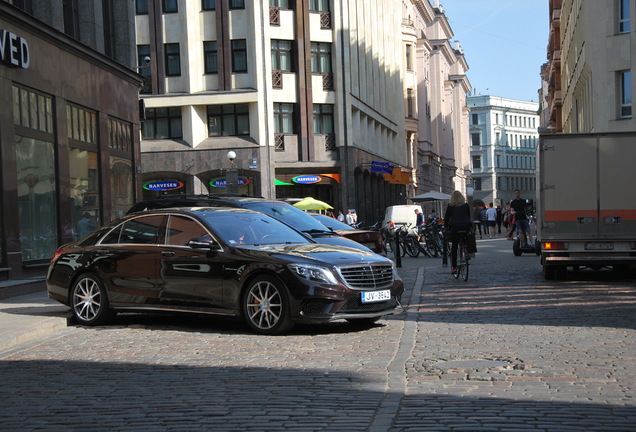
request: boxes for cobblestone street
[1,238,635,431]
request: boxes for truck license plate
[361,290,391,303]
[585,242,613,250]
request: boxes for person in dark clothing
[473,207,483,239]
[444,190,472,274]
[510,189,532,245]
[496,206,503,234]
[415,208,424,241]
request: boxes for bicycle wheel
[458,244,469,281]
[453,243,461,279]
[405,236,420,257]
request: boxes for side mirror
[187,235,221,251]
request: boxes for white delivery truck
[537,132,636,280]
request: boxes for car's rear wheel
[243,275,294,335]
[71,273,112,326]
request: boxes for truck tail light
[543,242,568,250]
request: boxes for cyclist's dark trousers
[448,226,469,268]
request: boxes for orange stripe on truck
[544,210,636,221]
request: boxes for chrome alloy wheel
[243,276,293,335]
[71,274,111,325]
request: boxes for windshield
[312,215,353,231]
[199,210,311,246]
[242,201,331,233]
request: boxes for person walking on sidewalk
[444,190,472,274]
[486,203,497,238]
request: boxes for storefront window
[69,148,100,240]
[16,136,58,261]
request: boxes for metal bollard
[395,231,401,267]
[442,229,448,266]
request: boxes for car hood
[306,234,375,253]
[236,243,388,265]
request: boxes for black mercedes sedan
[47,207,404,335]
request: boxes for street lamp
[226,151,238,194]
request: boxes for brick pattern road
[1,238,635,431]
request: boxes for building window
[405,44,412,71]
[471,133,480,146]
[232,39,247,73]
[309,0,329,11]
[472,114,478,124]
[142,107,183,139]
[136,0,148,14]
[163,0,177,13]
[407,89,414,117]
[620,70,632,118]
[473,178,482,191]
[13,85,54,133]
[271,0,290,7]
[230,0,245,9]
[620,0,630,33]
[313,104,334,134]
[274,103,295,134]
[137,45,152,93]
[203,41,218,74]
[67,104,97,144]
[164,43,181,76]
[472,155,481,169]
[202,0,215,10]
[207,104,250,137]
[271,40,292,72]
[310,42,332,73]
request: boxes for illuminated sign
[143,180,184,191]
[210,177,251,188]
[292,175,321,184]
[0,30,29,69]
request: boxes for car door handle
[162,251,176,257]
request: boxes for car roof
[127,195,286,214]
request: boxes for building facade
[0,2,142,290]
[403,0,471,202]
[135,0,470,225]
[541,0,635,133]
[467,95,540,208]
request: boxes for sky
[440,1,549,102]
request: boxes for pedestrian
[337,210,345,223]
[326,210,335,218]
[496,205,503,234]
[415,208,424,241]
[486,203,497,238]
[473,206,483,239]
[444,190,472,274]
[346,209,357,226]
[481,206,489,236]
[504,202,516,240]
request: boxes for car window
[165,215,211,246]
[100,215,165,245]
[198,211,311,245]
[313,215,353,231]
[242,202,329,232]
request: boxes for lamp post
[226,150,238,195]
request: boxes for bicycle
[451,229,471,281]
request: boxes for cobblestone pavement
[1,238,635,431]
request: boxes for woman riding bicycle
[444,190,472,274]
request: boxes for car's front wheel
[71,273,112,326]
[242,276,294,335]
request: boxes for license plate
[585,242,613,250]
[361,290,391,303]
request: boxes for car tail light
[543,242,568,250]
[50,248,64,265]
[389,221,395,228]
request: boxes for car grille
[337,263,394,289]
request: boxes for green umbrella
[293,197,334,211]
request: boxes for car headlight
[289,264,339,284]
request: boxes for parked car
[311,214,385,255]
[47,207,404,335]
[128,195,376,254]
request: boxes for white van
[381,205,423,235]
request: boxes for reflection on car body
[47,207,404,335]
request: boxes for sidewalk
[0,289,71,352]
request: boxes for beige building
[542,0,635,132]
[136,0,470,224]
[403,0,471,200]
